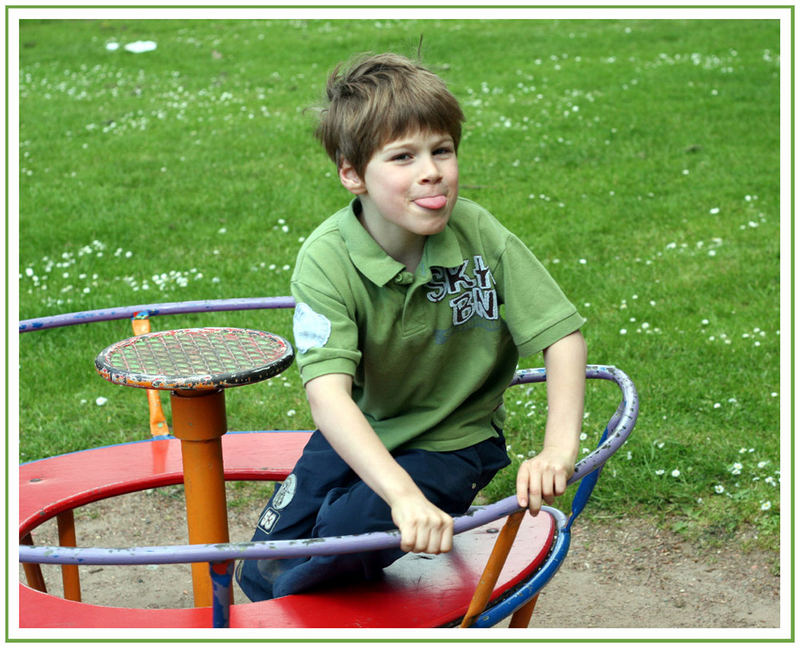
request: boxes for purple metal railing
[18,297,296,332]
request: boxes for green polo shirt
[291,197,585,453]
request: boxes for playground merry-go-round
[17,296,638,629]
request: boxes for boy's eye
[434,147,454,156]
[391,153,411,161]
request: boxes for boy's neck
[354,199,426,273]
[393,244,425,274]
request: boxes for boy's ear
[338,159,367,195]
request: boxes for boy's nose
[419,156,442,183]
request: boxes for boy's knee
[314,482,393,537]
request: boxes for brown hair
[315,52,465,178]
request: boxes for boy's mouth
[413,195,448,210]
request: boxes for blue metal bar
[210,561,234,629]
[471,508,572,628]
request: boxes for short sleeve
[497,233,586,357]
[291,276,361,385]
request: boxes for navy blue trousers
[236,429,510,601]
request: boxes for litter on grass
[124,40,157,54]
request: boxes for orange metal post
[56,510,81,602]
[20,534,47,593]
[460,509,525,628]
[170,388,231,608]
[508,593,539,627]
[144,390,169,435]
[131,316,169,436]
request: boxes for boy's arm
[516,330,587,515]
[304,372,454,554]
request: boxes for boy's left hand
[515,447,576,515]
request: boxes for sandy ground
[19,483,780,631]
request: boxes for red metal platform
[19,431,555,628]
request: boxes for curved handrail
[18,297,296,332]
[19,365,637,567]
[19,497,516,567]
[512,364,639,483]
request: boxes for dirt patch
[19,484,780,629]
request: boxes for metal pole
[170,388,230,608]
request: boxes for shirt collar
[338,198,465,287]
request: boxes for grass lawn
[14,16,782,556]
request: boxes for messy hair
[315,52,465,178]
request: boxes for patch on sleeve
[293,302,332,353]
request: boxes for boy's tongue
[414,195,447,210]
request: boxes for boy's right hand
[390,492,454,554]
[305,374,454,555]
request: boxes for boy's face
[339,129,459,244]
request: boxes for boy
[236,53,587,602]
